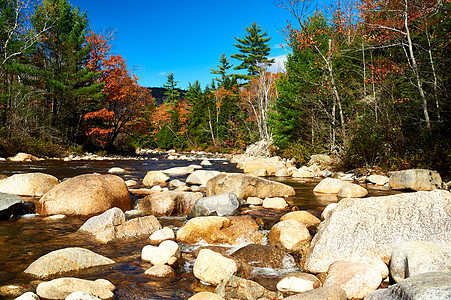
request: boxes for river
[0,153,397,299]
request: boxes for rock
[275,168,289,177]
[188,193,243,218]
[250,168,268,177]
[149,227,175,244]
[142,171,170,187]
[65,291,101,300]
[24,247,115,278]
[321,203,337,220]
[304,190,451,273]
[144,264,176,278]
[389,241,451,283]
[293,170,314,178]
[206,173,295,199]
[0,193,23,220]
[200,159,212,166]
[193,249,239,286]
[242,157,286,175]
[8,152,41,162]
[108,167,125,174]
[186,170,221,186]
[0,285,32,298]
[141,240,182,267]
[36,277,114,299]
[366,175,389,186]
[308,154,332,167]
[280,211,321,232]
[277,273,321,293]
[215,275,281,300]
[161,166,195,175]
[389,169,442,191]
[368,257,389,280]
[78,207,161,243]
[15,292,40,300]
[38,174,131,216]
[246,197,263,205]
[283,286,347,300]
[231,244,297,269]
[138,191,203,216]
[188,292,224,300]
[339,173,355,181]
[313,178,346,194]
[169,179,185,188]
[262,197,289,209]
[365,272,451,300]
[176,216,263,245]
[124,180,138,187]
[324,260,382,299]
[337,183,368,198]
[269,220,311,255]
[0,173,59,197]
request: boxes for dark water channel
[0,154,398,299]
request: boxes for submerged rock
[231,244,297,269]
[38,174,131,216]
[24,247,115,278]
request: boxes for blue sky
[70,0,297,89]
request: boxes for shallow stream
[0,154,398,299]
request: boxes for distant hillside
[147,87,187,106]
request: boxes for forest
[0,0,449,177]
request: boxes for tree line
[0,0,449,176]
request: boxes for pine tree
[210,53,234,88]
[163,72,180,103]
[231,22,275,80]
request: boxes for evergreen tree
[31,0,103,143]
[231,22,275,80]
[163,72,180,103]
[210,53,234,88]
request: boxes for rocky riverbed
[0,149,450,300]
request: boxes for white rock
[141,240,181,266]
[193,249,238,286]
[65,291,101,300]
[200,159,212,166]
[149,227,175,243]
[108,167,125,174]
[263,197,288,209]
[15,292,39,300]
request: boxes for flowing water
[0,154,398,299]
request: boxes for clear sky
[69,0,297,89]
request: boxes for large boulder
[186,170,221,186]
[176,216,263,245]
[206,173,295,199]
[365,272,451,300]
[231,244,297,269]
[78,207,161,243]
[313,178,346,194]
[38,174,131,216]
[323,260,382,299]
[193,249,240,286]
[0,192,23,220]
[24,247,115,278]
[36,277,114,300]
[8,152,41,162]
[0,173,59,197]
[242,157,286,175]
[187,193,243,218]
[142,171,170,187]
[269,220,311,256]
[304,190,451,273]
[389,241,451,283]
[389,169,442,191]
[138,191,203,216]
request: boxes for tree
[231,22,275,80]
[211,53,234,88]
[163,72,180,103]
